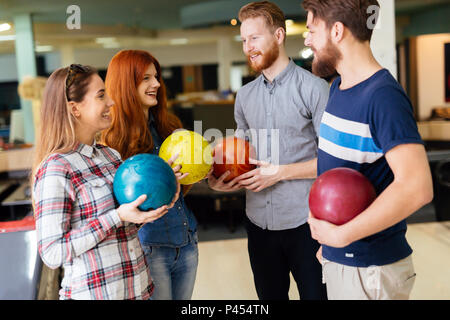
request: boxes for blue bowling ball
[113,153,177,211]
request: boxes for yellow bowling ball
[159,130,213,185]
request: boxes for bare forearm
[342,179,433,244]
[278,158,317,181]
[308,144,434,249]
[342,145,433,243]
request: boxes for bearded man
[303,0,432,300]
[207,1,329,300]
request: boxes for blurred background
[0,0,449,300]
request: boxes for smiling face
[74,74,114,136]
[240,16,280,73]
[137,63,161,110]
[304,11,342,78]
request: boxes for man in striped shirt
[303,0,433,299]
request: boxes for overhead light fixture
[0,23,11,32]
[95,37,120,49]
[300,48,313,59]
[95,37,116,44]
[286,22,308,36]
[103,43,120,49]
[0,35,15,41]
[35,45,54,53]
[285,19,294,27]
[170,38,188,45]
[230,18,237,26]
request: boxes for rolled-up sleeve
[307,77,330,138]
[234,92,249,133]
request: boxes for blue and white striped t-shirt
[317,69,423,267]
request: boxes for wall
[416,33,450,120]
[0,54,18,82]
[371,0,397,79]
[69,35,306,69]
[0,34,307,80]
[403,4,450,38]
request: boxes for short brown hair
[238,1,286,32]
[302,0,380,42]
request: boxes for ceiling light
[286,22,307,36]
[95,37,116,44]
[103,43,120,49]
[300,48,313,59]
[0,35,15,41]
[95,37,120,49]
[0,23,11,32]
[170,38,188,45]
[230,19,237,26]
[35,45,54,52]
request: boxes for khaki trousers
[322,255,416,300]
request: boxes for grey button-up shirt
[234,59,329,230]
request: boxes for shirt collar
[261,58,296,87]
[75,141,96,158]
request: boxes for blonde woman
[32,64,179,300]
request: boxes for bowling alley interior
[0,0,449,301]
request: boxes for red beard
[246,40,280,72]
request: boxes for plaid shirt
[33,143,153,300]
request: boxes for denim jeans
[142,233,199,300]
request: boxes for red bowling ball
[309,167,376,225]
[212,136,256,183]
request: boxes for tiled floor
[192,220,450,300]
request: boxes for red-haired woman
[101,50,199,300]
[32,64,176,300]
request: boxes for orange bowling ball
[212,136,256,183]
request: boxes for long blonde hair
[31,66,97,187]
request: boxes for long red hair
[101,50,182,159]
